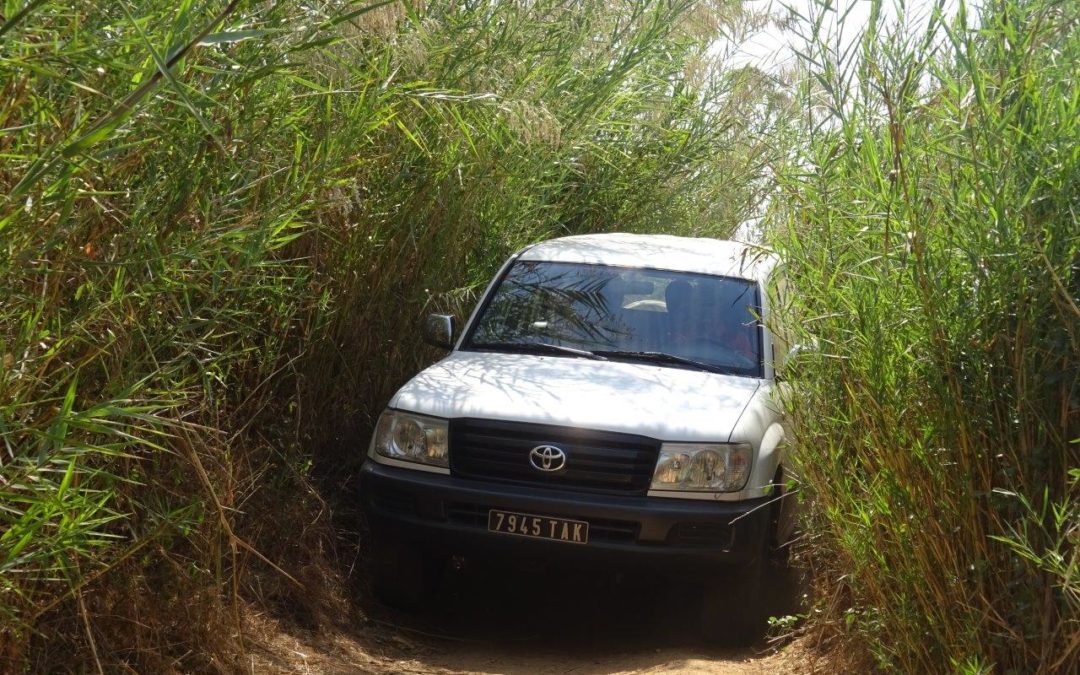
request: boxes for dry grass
[0,0,780,670]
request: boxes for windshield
[464,261,763,377]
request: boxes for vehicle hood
[390,351,761,442]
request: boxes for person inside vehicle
[664,279,696,348]
[702,285,756,362]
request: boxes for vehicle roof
[518,233,776,282]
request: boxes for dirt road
[250,559,812,674]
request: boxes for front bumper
[360,460,771,569]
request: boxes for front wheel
[698,561,767,645]
[700,483,796,645]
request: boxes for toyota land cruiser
[360,233,795,641]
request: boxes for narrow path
[249,559,812,673]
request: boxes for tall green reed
[1,0,778,669]
[772,0,1079,671]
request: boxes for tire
[700,487,785,645]
[370,538,444,610]
[699,560,768,646]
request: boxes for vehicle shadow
[365,557,804,674]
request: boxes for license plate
[487,509,589,544]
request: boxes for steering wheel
[624,298,666,311]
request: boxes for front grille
[446,502,640,543]
[449,418,661,495]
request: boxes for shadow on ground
[360,557,804,674]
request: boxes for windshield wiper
[471,342,607,361]
[592,350,738,374]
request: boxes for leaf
[0,0,48,40]
[119,0,222,148]
[198,29,275,45]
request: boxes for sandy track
[249,559,814,674]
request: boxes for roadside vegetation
[0,0,780,670]
[772,0,1079,672]
[4,0,1076,672]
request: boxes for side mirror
[422,314,456,350]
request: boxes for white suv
[361,233,795,640]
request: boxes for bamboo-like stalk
[771,0,1079,672]
[0,0,777,669]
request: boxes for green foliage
[772,0,1079,672]
[0,0,776,669]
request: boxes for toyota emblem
[528,444,567,472]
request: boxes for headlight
[650,443,752,492]
[371,410,449,468]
